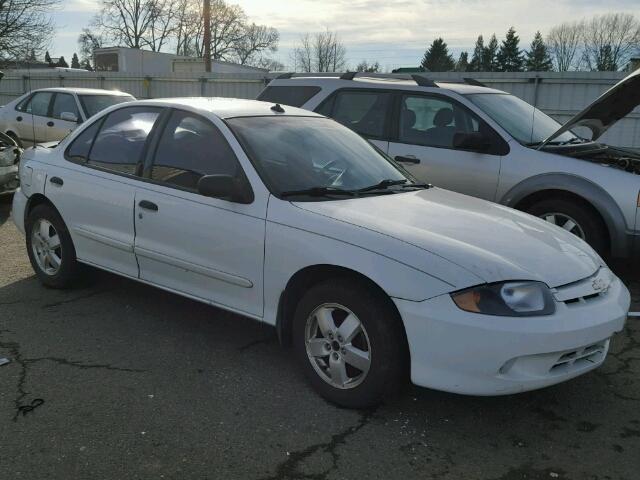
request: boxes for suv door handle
[138,200,158,211]
[47,121,54,127]
[49,176,64,186]
[394,155,420,164]
[16,116,22,122]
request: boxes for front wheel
[293,279,407,408]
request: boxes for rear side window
[150,110,240,192]
[65,121,102,163]
[15,94,32,112]
[52,93,80,121]
[320,90,391,139]
[257,86,321,107]
[88,107,161,175]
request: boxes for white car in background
[0,88,135,146]
[12,98,630,407]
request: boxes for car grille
[548,340,608,374]
[552,268,613,306]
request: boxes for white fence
[0,69,638,148]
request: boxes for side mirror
[60,111,79,123]
[197,174,254,204]
[453,132,490,152]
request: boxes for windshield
[467,93,576,145]
[79,94,134,118]
[227,116,413,199]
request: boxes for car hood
[294,188,602,288]
[540,68,640,147]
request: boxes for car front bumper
[11,187,27,234]
[0,164,18,194]
[394,271,630,395]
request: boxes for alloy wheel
[31,218,62,276]
[539,212,586,240]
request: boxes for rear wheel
[526,198,607,255]
[26,204,81,288]
[293,279,407,408]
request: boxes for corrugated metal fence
[0,69,638,148]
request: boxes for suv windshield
[467,93,576,145]
[226,116,416,199]
[79,94,134,118]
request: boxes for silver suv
[259,71,640,259]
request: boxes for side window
[257,86,321,107]
[150,110,241,192]
[399,95,481,149]
[52,93,80,121]
[328,91,391,138]
[65,120,102,163]
[88,107,161,175]
[25,92,53,117]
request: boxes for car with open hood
[11,98,629,407]
[259,70,640,259]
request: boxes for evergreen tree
[497,27,524,72]
[56,56,69,68]
[80,58,93,71]
[28,49,37,61]
[469,35,484,71]
[44,51,52,66]
[455,51,469,72]
[483,34,498,71]
[525,31,553,71]
[421,37,455,72]
[71,53,81,69]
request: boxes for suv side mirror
[197,174,254,204]
[453,132,490,152]
[60,111,79,123]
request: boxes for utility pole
[203,0,211,73]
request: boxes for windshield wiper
[356,179,408,193]
[557,136,586,146]
[280,186,356,198]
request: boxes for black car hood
[539,68,640,148]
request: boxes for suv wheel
[26,204,81,288]
[293,279,407,408]
[526,198,607,254]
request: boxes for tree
[525,31,553,71]
[421,38,455,72]
[232,23,279,65]
[581,13,640,71]
[45,51,53,66]
[292,30,346,72]
[497,27,524,72]
[0,0,60,60]
[469,35,484,71]
[71,53,81,69]
[455,52,469,72]
[80,59,94,71]
[78,28,104,69]
[28,49,37,61]
[483,34,498,71]
[356,60,380,72]
[56,56,69,68]
[547,21,582,71]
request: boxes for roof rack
[276,72,294,79]
[340,71,357,80]
[411,75,439,88]
[463,77,486,87]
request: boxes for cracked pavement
[1,196,639,479]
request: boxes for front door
[387,93,505,201]
[133,109,266,318]
[48,92,81,141]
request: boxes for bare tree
[0,0,60,60]
[356,60,380,72]
[233,23,279,65]
[581,13,640,71]
[547,21,583,71]
[174,0,201,56]
[78,28,105,68]
[145,0,179,52]
[293,30,346,72]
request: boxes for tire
[25,204,81,288]
[526,197,607,255]
[292,278,407,408]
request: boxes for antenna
[25,57,36,148]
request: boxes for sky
[52,0,639,71]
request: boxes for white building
[94,47,268,75]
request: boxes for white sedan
[12,98,630,408]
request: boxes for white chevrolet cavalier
[12,98,630,407]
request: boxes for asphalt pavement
[1,195,639,480]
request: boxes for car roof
[267,76,505,95]
[29,87,133,96]
[132,97,323,119]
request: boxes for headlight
[451,281,555,316]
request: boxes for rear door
[15,91,54,145]
[48,92,82,141]
[45,106,163,277]
[133,109,266,318]
[387,93,506,201]
[315,89,393,152]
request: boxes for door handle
[394,155,421,164]
[138,200,158,211]
[16,116,22,122]
[47,121,54,127]
[49,176,63,186]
